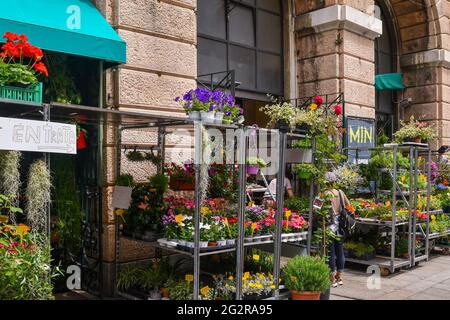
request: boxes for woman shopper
[324,188,351,287]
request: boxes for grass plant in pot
[282,255,331,300]
[246,157,267,175]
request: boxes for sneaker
[331,280,338,288]
[335,272,343,286]
[336,278,343,286]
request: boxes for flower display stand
[0,82,43,105]
[169,177,195,191]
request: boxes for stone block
[118,0,196,43]
[296,30,339,60]
[405,85,438,104]
[344,103,375,119]
[342,30,375,62]
[404,103,440,121]
[102,186,116,225]
[119,29,196,77]
[118,68,196,109]
[119,237,155,262]
[342,54,375,84]
[298,54,339,82]
[104,146,117,185]
[298,79,340,98]
[102,224,116,262]
[341,79,375,107]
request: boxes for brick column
[295,1,382,119]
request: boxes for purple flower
[175,96,180,102]
[183,90,193,101]
[225,111,231,117]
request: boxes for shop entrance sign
[346,117,375,164]
[0,117,77,154]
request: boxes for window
[197,0,284,96]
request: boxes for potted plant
[165,161,195,191]
[294,163,320,180]
[0,32,48,104]
[142,265,165,300]
[291,138,313,163]
[246,157,267,175]
[282,256,331,300]
[394,116,436,143]
[260,97,298,131]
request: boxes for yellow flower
[431,214,436,221]
[401,176,406,183]
[284,210,292,219]
[201,207,210,216]
[228,275,234,281]
[310,103,318,111]
[290,276,297,282]
[243,272,250,280]
[115,208,125,215]
[248,201,255,207]
[385,201,391,207]
[256,283,263,289]
[185,274,194,282]
[253,254,260,262]
[200,286,210,296]
[270,285,275,289]
[15,224,30,244]
[175,214,184,224]
[249,283,255,288]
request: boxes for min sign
[0,117,77,154]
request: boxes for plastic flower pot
[188,111,200,121]
[226,239,236,246]
[200,241,209,248]
[217,240,227,247]
[200,111,215,123]
[244,237,254,243]
[276,119,290,133]
[77,131,87,150]
[186,241,194,248]
[320,289,330,300]
[290,290,321,300]
[178,240,186,247]
[246,165,259,175]
[215,112,224,124]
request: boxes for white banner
[0,117,77,154]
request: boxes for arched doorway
[374,0,400,140]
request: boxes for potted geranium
[0,32,48,104]
[246,157,267,175]
[283,256,331,300]
[165,161,195,191]
[394,116,436,143]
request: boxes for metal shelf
[346,256,411,270]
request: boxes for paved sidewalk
[331,254,450,300]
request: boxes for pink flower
[333,104,343,116]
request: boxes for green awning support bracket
[0,0,126,66]
[375,73,405,90]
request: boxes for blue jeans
[329,239,345,272]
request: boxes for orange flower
[345,204,355,214]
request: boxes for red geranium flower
[333,104,343,116]
[34,62,48,77]
[3,31,19,42]
[313,95,324,106]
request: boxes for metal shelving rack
[346,143,431,273]
[114,121,312,300]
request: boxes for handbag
[338,190,356,239]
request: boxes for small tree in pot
[282,256,331,300]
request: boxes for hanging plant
[26,160,51,232]
[125,149,162,166]
[0,151,21,223]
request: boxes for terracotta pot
[169,177,195,191]
[414,137,422,143]
[208,241,218,247]
[161,287,170,299]
[290,290,321,300]
[77,131,87,150]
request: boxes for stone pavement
[331,254,450,300]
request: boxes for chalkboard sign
[346,117,375,164]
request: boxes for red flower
[1,42,20,58]
[34,62,48,77]
[3,32,19,42]
[313,95,324,106]
[333,104,343,116]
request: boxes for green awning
[0,0,126,65]
[375,73,405,90]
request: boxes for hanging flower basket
[169,176,195,191]
[76,131,87,150]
